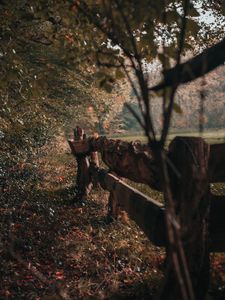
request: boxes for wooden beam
[89,136,162,190]
[209,143,225,183]
[150,37,225,91]
[68,136,162,190]
[168,137,210,299]
[68,127,92,200]
[93,168,166,246]
[69,128,225,255]
[69,133,225,187]
[90,167,225,252]
[209,194,225,252]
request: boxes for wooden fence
[68,126,225,298]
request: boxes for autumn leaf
[73,207,83,214]
[55,271,65,280]
[58,176,64,182]
[14,223,22,229]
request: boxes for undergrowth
[0,136,225,299]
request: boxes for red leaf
[58,176,64,182]
[73,208,83,215]
[55,271,64,280]
[14,223,22,229]
[55,271,63,276]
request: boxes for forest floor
[1,136,225,300]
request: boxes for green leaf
[186,18,200,35]
[222,4,225,15]
[188,4,200,17]
[103,82,113,93]
[173,102,183,114]
[166,10,181,24]
[115,69,124,79]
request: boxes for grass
[0,137,165,300]
[1,135,225,299]
[111,128,225,145]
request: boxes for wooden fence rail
[91,168,166,246]
[69,135,161,190]
[209,143,225,182]
[68,126,225,299]
[68,127,225,252]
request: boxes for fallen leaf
[74,208,83,215]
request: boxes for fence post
[90,151,99,168]
[89,149,100,189]
[70,126,91,200]
[107,190,122,223]
[167,137,210,299]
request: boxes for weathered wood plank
[209,143,225,183]
[89,138,160,190]
[168,137,210,300]
[69,133,225,189]
[69,136,162,190]
[209,194,225,252]
[90,167,225,252]
[68,127,91,199]
[69,129,225,256]
[94,169,166,246]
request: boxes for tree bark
[89,136,162,190]
[167,137,210,299]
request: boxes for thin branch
[160,0,190,145]
[76,0,156,141]
[114,0,156,140]
[75,1,135,64]
[114,0,139,60]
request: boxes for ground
[1,136,225,299]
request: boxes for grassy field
[110,128,225,145]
